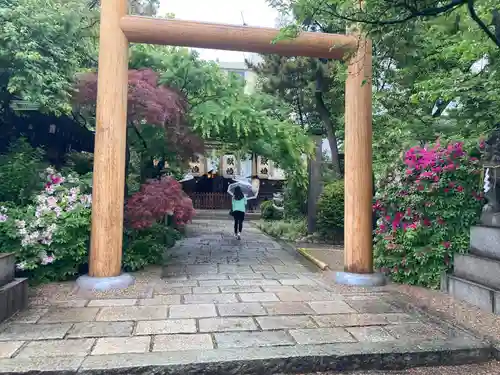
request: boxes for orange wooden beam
[120,16,358,60]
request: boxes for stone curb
[0,338,492,375]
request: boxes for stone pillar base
[76,273,135,291]
[335,271,386,287]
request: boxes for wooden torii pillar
[77,0,384,290]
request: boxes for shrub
[283,177,307,219]
[125,176,195,229]
[123,223,182,272]
[0,138,47,205]
[0,168,92,283]
[256,219,307,242]
[260,200,284,221]
[373,141,484,289]
[316,180,344,239]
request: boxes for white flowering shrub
[0,167,92,283]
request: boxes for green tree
[129,45,314,183]
[0,0,97,113]
[248,55,344,176]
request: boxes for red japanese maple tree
[125,176,195,229]
[75,68,203,158]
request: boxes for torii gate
[78,0,384,290]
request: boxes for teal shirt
[232,197,247,213]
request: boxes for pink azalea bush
[373,141,484,289]
[0,167,92,282]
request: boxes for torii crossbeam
[80,0,383,290]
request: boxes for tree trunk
[307,136,323,234]
[315,90,341,178]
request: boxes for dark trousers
[233,211,245,234]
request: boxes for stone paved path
[0,219,491,374]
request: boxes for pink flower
[443,241,451,249]
[456,186,464,192]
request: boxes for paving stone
[169,304,217,318]
[262,273,299,280]
[347,326,396,342]
[17,338,95,358]
[138,295,182,305]
[384,322,448,340]
[92,336,151,355]
[279,278,318,286]
[307,301,357,314]
[261,286,298,293]
[236,279,280,286]
[135,319,196,335]
[189,274,229,281]
[96,306,168,321]
[38,307,100,323]
[50,300,89,307]
[276,291,344,302]
[217,303,267,317]
[67,322,134,338]
[226,274,264,280]
[219,286,262,293]
[0,341,24,358]
[383,313,420,324]
[183,293,238,304]
[251,265,275,272]
[199,317,257,332]
[214,330,294,348]
[154,286,193,295]
[152,334,213,351]
[162,280,199,287]
[193,286,220,294]
[10,308,48,323]
[289,328,356,344]
[256,316,317,330]
[199,279,237,286]
[219,265,253,273]
[312,313,390,327]
[346,300,402,314]
[294,285,332,292]
[238,292,279,302]
[87,299,137,307]
[262,302,315,316]
[0,323,72,341]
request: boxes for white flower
[15,220,26,228]
[41,255,55,265]
[46,196,58,207]
[0,206,7,213]
[16,262,27,271]
[45,167,55,175]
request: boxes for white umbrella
[227,180,259,200]
[179,173,194,183]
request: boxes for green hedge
[260,200,284,221]
[316,180,344,239]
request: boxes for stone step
[0,278,28,323]
[442,273,500,314]
[454,253,500,290]
[0,252,15,287]
[470,226,500,261]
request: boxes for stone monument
[442,125,500,314]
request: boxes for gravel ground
[285,361,500,374]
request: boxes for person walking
[231,186,247,240]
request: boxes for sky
[159,0,280,62]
